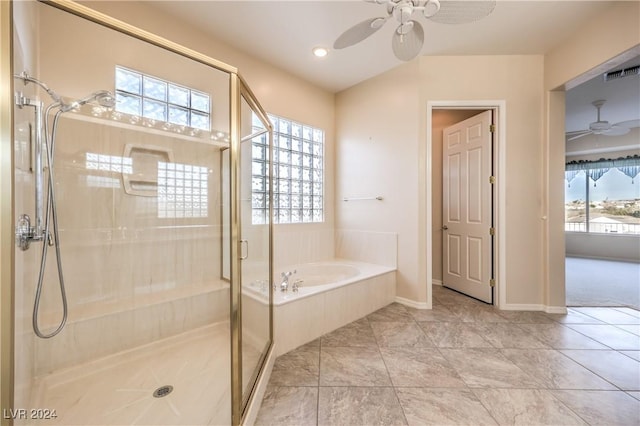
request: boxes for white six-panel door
[442,110,494,303]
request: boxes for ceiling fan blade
[566,130,593,141]
[428,0,496,24]
[392,20,424,61]
[565,130,591,137]
[334,17,387,49]
[603,126,631,137]
[613,119,640,129]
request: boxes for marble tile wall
[273,225,335,270]
[34,286,229,375]
[335,229,397,267]
[21,114,230,375]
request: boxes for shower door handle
[240,239,249,260]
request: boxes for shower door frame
[0,1,274,425]
[1,2,16,425]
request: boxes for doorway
[563,51,640,310]
[426,101,506,308]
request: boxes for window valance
[566,155,640,184]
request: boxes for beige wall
[336,61,422,302]
[337,55,546,307]
[544,2,640,92]
[420,56,546,307]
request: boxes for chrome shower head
[61,90,116,112]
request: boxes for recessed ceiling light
[312,47,329,58]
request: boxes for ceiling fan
[334,0,496,61]
[566,100,640,141]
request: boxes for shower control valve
[15,213,43,251]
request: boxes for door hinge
[489,176,496,184]
[489,279,496,287]
[490,124,496,133]
[489,227,495,236]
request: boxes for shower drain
[153,385,174,398]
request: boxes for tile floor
[256,285,640,426]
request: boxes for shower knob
[16,213,34,251]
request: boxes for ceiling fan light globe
[392,19,424,61]
[423,0,441,18]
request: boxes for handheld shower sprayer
[60,90,116,112]
[15,71,116,112]
[13,72,115,339]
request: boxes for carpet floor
[566,257,640,310]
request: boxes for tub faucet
[280,270,296,292]
[292,279,303,293]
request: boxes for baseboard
[432,279,443,286]
[242,342,276,426]
[545,306,568,314]
[500,303,545,311]
[500,303,567,314]
[566,254,640,264]
[395,296,430,310]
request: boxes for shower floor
[28,322,258,426]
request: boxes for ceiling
[150,0,615,93]
[566,55,640,133]
[146,1,639,148]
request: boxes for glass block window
[115,66,211,131]
[251,114,324,224]
[157,162,209,218]
[85,152,133,174]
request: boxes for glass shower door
[239,91,272,411]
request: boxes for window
[115,66,210,131]
[157,162,208,219]
[251,114,324,224]
[565,159,640,234]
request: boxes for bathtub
[244,259,396,355]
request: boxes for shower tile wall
[273,225,334,271]
[31,117,229,375]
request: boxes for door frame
[426,100,506,308]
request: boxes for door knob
[442,225,449,230]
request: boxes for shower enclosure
[1,1,273,425]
